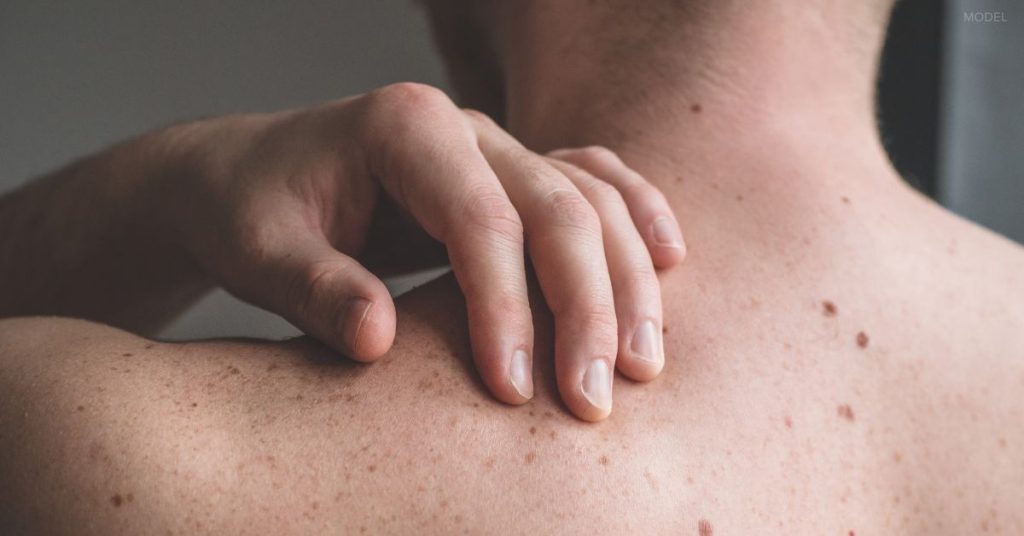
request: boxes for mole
[110,494,124,507]
[841,196,851,204]
[598,454,610,466]
[822,301,838,317]
[367,464,377,473]
[698,518,714,536]
[849,531,856,536]
[856,332,870,348]
[662,325,669,334]
[77,405,85,412]
[735,194,744,202]
[529,426,537,435]
[122,352,133,357]
[837,404,855,421]
[690,103,703,113]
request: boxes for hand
[156,83,685,421]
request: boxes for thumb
[249,235,396,362]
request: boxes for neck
[496,1,902,216]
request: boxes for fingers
[241,227,396,362]
[470,119,618,422]
[358,83,534,405]
[548,146,686,268]
[547,159,666,381]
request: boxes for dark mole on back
[698,518,714,536]
[121,353,132,357]
[837,404,855,421]
[856,332,870,348]
[822,301,838,317]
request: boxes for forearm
[0,125,213,334]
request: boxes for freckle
[266,363,279,372]
[77,405,85,412]
[543,411,553,418]
[997,437,1007,448]
[837,404,855,421]
[472,402,480,408]
[367,464,377,472]
[662,325,669,334]
[190,402,197,408]
[144,344,154,350]
[698,518,714,536]
[110,494,123,507]
[598,455,610,466]
[856,332,869,348]
[690,103,702,113]
[525,451,537,464]
[549,430,557,439]
[122,352,133,357]
[675,176,683,184]
[893,451,903,462]
[528,411,535,417]
[529,426,537,435]
[227,365,240,374]
[735,194,744,202]
[311,501,318,510]
[842,196,851,204]
[784,416,792,428]
[822,300,838,317]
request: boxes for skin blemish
[837,404,855,421]
[77,405,85,412]
[529,426,537,435]
[735,194,744,202]
[367,465,377,473]
[856,332,870,348]
[525,451,537,464]
[698,518,714,536]
[144,343,154,350]
[822,301,838,317]
[690,103,702,113]
[227,365,240,375]
[662,325,669,334]
[122,353,133,357]
[784,416,793,429]
[598,455,610,466]
[893,451,903,462]
[842,196,851,204]
[110,494,124,507]
[266,363,279,372]
[190,402,198,408]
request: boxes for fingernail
[509,349,533,399]
[343,297,373,351]
[631,320,662,364]
[581,359,612,412]
[651,216,683,248]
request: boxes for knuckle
[286,260,337,317]
[459,192,524,243]
[461,107,496,128]
[573,145,621,168]
[364,82,454,127]
[579,178,624,207]
[541,188,601,232]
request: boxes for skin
[2,0,1023,533]
[0,84,685,420]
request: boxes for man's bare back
[2,145,1022,533]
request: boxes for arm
[0,125,213,333]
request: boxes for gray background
[1,1,1021,340]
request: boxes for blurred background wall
[1,0,1021,340]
